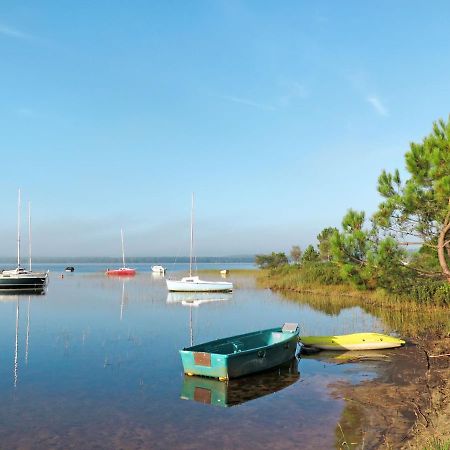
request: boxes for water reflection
[14,298,18,388]
[166,292,232,346]
[119,281,129,320]
[302,350,392,364]
[25,296,30,365]
[151,271,165,279]
[277,290,450,337]
[0,289,46,387]
[166,292,232,306]
[181,359,300,407]
[0,288,46,301]
[0,274,399,449]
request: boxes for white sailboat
[166,194,233,292]
[0,191,48,290]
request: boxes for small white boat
[166,276,232,292]
[151,265,166,274]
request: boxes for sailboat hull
[166,279,232,292]
[106,268,136,276]
[0,273,48,290]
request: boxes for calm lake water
[0,265,393,449]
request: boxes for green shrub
[399,278,450,305]
[299,262,343,285]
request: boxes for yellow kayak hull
[299,333,405,351]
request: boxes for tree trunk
[438,222,450,282]
[445,228,450,257]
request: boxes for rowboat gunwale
[182,326,297,355]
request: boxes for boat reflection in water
[166,292,232,346]
[0,288,46,301]
[166,292,232,307]
[181,359,300,407]
[0,288,46,387]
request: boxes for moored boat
[0,267,48,290]
[151,265,166,274]
[166,194,233,293]
[0,191,48,290]
[105,229,136,277]
[167,276,232,292]
[106,267,136,276]
[299,332,405,351]
[180,323,299,380]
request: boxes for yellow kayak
[299,333,405,351]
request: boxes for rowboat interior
[191,330,293,355]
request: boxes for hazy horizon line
[0,255,256,263]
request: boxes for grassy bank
[257,265,450,337]
[258,263,450,306]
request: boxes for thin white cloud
[220,95,276,111]
[367,95,388,117]
[0,24,34,40]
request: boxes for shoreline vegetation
[255,117,450,449]
[257,268,450,449]
[256,116,450,305]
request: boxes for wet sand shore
[331,335,450,449]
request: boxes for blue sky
[1,1,450,257]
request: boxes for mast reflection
[166,292,232,346]
[25,296,30,365]
[0,288,46,387]
[14,299,19,388]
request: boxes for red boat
[105,229,136,277]
[106,267,136,276]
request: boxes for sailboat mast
[121,228,125,268]
[190,193,194,277]
[28,202,32,271]
[17,189,21,268]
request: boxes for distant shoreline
[0,256,256,264]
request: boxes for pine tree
[374,116,450,282]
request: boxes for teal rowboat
[180,323,299,380]
[180,359,299,407]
